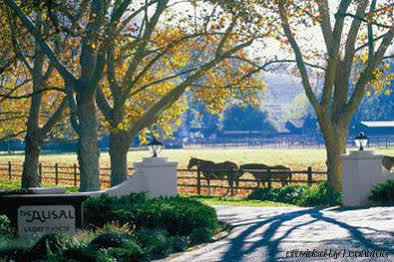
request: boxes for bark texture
[21,133,42,188]
[109,131,130,186]
[77,91,100,191]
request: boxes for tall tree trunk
[109,131,130,186]
[21,49,43,189]
[322,125,347,192]
[21,133,42,188]
[77,91,100,192]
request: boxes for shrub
[247,185,308,205]
[109,239,145,261]
[131,196,218,241]
[80,194,219,260]
[89,232,126,249]
[84,193,218,243]
[246,182,342,207]
[296,181,342,207]
[83,194,132,229]
[135,228,172,259]
[168,235,190,252]
[0,215,15,238]
[369,179,394,205]
[29,233,86,261]
[59,247,96,262]
[0,247,27,261]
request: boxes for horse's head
[187,157,198,170]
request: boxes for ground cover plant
[369,179,394,206]
[0,193,220,261]
[185,195,293,207]
[247,181,342,207]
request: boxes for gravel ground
[162,206,394,262]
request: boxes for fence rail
[183,135,394,149]
[0,162,327,196]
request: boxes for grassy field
[0,147,392,196]
[1,147,393,170]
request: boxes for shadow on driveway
[221,208,394,262]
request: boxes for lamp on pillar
[147,136,163,157]
[355,132,368,151]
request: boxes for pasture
[1,147,393,196]
[1,147,393,170]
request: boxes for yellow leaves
[0,16,7,24]
[384,89,391,95]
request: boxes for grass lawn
[184,195,293,207]
[1,147,393,171]
[0,178,78,192]
[0,178,290,207]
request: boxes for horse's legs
[281,177,286,187]
[207,178,211,195]
[224,176,230,196]
[235,176,240,194]
[254,174,260,188]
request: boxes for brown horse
[187,157,238,195]
[239,163,292,188]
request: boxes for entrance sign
[0,193,88,237]
[18,205,76,237]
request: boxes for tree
[0,4,68,188]
[4,0,111,191]
[221,105,276,134]
[4,0,266,190]
[274,0,393,191]
[96,1,266,186]
[214,0,393,190]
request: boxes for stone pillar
[341,150,384,207]
[134,157,178,199]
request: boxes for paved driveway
[164,206,394,261]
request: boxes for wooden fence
[177,167,327,196]
[0,162,327,196]
[0,162,122,187]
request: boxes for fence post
[73,163,77,187]
[230,169,234,197]
[307,167,312,186]
[55,163,59,185]
[39,163,42,184]
[197,167,201,196]
[267,168,272,189]
[8,161,11,180]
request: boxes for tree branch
[121,0,169,97]
[4,0,77,85]
[337,12,394,29]
[343,29,394,122]
[96,86,114,121]
[41,96,68,135]
[278,0,320,114]
[126,39,254,140]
